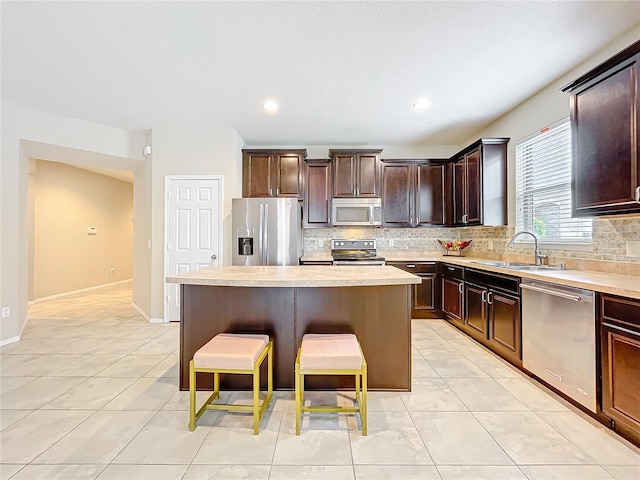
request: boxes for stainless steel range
[330,239,386,266]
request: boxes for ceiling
[2,1,639,148]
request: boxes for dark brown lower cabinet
[600,294,640,445]
[487,291,521,364]
[388,262,439,318]
[460,269,522,366]
[464,284,487,341]
[441,264,464,325]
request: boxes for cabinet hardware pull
[458,282,463,293]
[487,292,493,305]
[635,186,640,202]
[407,264,416,268]
[447,267,455,271]
[276,188,280,195]
[462,214,468,224]
[481,291,487,302]
[356,188,360,195]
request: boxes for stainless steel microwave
[331,198,382,226]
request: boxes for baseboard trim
[32,279,133,303]
[0,335,20,346]
[131,301,150,322]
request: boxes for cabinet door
[452,159,466,225]
[442,278,463,324]
[356,153,380,197]
[600,294,640,443]
[601,323,640,440]
[464,148,482,225]
[304,161,332,227]
[465,283,487,340]
[243,153,273,197]
[488,291,521,363]
[413,274,437,313]
[276,152,303,197]
[416,164,445,226]
[381,163,413,227]
[333,154,357,197]
[572,54,640,216]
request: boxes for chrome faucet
[508,231,549,265]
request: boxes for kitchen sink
[506,264,567,271]
[471,261,567,271]
[471,261,530,267]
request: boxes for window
[515,118,592,245]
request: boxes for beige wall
[32,160,133,299]
[456,24,640,265]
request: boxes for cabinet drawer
[388,262,436,274]
[441,264,464,280]
[465,268,520,296]
[602,295,640,329]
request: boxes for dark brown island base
[167,265,421,392]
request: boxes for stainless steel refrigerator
[232,198,302,266]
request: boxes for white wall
[148,120,240,321]
[0,101,145,343]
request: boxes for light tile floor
[1,281,639,480]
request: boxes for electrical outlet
[1,307,10,319]
[318,239,323,247]
[389,239,394,247]
[488,240,494,250]
[627,240,640,257]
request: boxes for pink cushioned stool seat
[194,333,269,370]
[299,333,362,370]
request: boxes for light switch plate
[389,239,394,247]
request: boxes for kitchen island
[166,265,421,391]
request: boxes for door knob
[211,254,217,260]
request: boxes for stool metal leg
[253,359,260,435]
[362,364,368,436]
[295,363,301,435]
[189,360,196,431]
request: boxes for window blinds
[515,118,592,243]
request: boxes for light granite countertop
[166,265,422,288]
[300,250,640,300]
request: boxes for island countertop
[166,265,422,288]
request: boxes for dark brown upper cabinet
[330,149,382,198]
[303,159,332,228]
[562,40,640,217]
[242,149,307,198]
[449,138,509,227]
[381,160,446,227]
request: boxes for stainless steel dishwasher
[521,278,596,412]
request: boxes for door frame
[164,175,224,322]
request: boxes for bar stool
[189,333,273,434]
[295,333,367,435]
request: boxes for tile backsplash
[303,217,640,267]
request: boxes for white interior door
[165,176,222,322]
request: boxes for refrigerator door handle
[259,203,265,265]
[263,203,269,265]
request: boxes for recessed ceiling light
[262,100,279,112]
[413,98,432,110]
